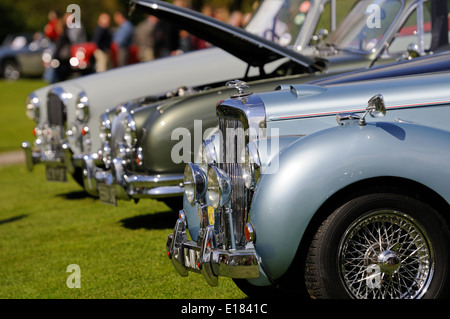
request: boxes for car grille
[47,93,66,126]
[219,117,248,248]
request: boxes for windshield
[327,0,402,52]
[246,0,314,47]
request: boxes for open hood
[130,0,323,72]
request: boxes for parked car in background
[68,42,140,73]
[168,71,450,299]
[21,0,348,187]
[307,0,450,71]
[0,32,48,79]
[82,0,450,210]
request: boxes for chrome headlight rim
[25,92,40,122]
[122,112,137,149]
[244,142,261,189]
[75,91,89,122]
[184,163,207,205]
[99,112,111,143]
[207,165,231,210]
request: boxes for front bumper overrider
[81,153,184,199]
[166,210,260,286]
[22,141,74,173]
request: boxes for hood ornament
[226,80,253,98]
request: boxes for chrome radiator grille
[219,117,248,248]
[47,93,66,126]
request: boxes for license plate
[98,183,117,206]
[183,247,201,271]
[46,166,67,182]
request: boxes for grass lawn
[0,79,47,153]
[0,163,246,299]
[0,79,246,299]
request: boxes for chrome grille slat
[47,93,66,126]
[219,118,247,248]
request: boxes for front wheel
[305,193,450,299]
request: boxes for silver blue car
[169,71,450,298]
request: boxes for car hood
[131,0,323,71]
[312,51,450,86]
[257,72,450,133]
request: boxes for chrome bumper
[22,141,73,172]
[166,211,260,286]
[81,154,184,200]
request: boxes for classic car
[21,0,348,187]
[167,71,450,299]
[83,0,450,210]
[0,33,48,79]
[310,0,450,71]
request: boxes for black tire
[305,193,450,299]
[232,279,285,299]
[71,166,85,188]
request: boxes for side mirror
[359,94,386,126]
[336,94,386,126]
[406,43,420,60]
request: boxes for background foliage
[0,0,256,43]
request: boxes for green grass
[0,79,246,299]
[0,164,246,299]
[0,79,47,153]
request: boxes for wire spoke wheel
[339,211,433,299]
[305,194,449,299]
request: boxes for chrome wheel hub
[339,211,433,299]
[378,250,400,275]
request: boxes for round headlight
[207,166,231,209]
[25,93,40,122]
[75,91,89,122]
[184,163,207,205]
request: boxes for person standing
[93,13,112,72]
[134,15,157,62]
[52,13,73,83]
[113,11,134,67]
[44,10,61,42]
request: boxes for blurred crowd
[42,0,251,83]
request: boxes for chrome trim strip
[271,100,450,121]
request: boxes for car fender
[249,121,450,280]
